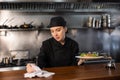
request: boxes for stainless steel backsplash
[0,11,120,62]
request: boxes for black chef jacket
[37,37,79,68]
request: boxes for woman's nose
[53,32,57,36]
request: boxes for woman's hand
[26,63,36,73]
[77,59,86,66]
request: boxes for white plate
[75,56,104,60]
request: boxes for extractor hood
[0,0,78,2]
[0,0,119,12]
[0,0,119,2]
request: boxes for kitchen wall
[0,10,120,62]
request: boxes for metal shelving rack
[0,1,119,30]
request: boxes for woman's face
[50,26,67,43]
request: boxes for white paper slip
[24,64,55,78]
[24,70,55,78]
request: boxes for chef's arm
[37,44,47,69]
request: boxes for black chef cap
[48,16,66,28]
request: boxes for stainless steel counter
[0,66,25,72]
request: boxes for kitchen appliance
[106,60,116,69]
[0,50,31,67]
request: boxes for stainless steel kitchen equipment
[0,0,120,69]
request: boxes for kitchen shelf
[0,26,116,31]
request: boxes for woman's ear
[65,27,68,33]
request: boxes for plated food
[80,52,99,57]
[75,52,104,60]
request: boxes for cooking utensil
[20,21,34,28]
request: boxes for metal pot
[20,21,34,28]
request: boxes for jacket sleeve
[72,42,79,65]
[37,42,47,68]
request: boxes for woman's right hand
[26,63,36,73]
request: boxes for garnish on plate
[80,52,99,57]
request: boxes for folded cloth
[24,64,55,78]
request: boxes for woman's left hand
[77,59,86,65]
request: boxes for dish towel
[24,64,55,78]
